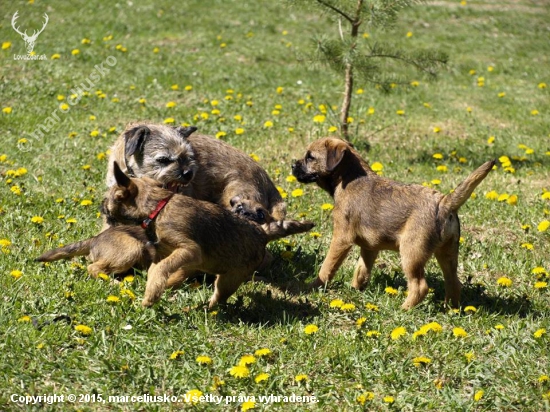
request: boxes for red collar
[141,195,173,229]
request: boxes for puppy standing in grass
[103,163,314,308]
[292,137,495,309]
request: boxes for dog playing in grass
[102,162,314,308]
[292,137,495,309]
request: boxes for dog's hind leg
[434,239,461,308]
[352,249,379,290]
[399,236,432,309]
[208,270,250,308]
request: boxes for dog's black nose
[181,169,193,181]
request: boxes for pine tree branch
[315,0,354,23]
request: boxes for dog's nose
[181,169,193,181]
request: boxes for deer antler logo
[11,11,49,55]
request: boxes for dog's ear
[113,161,132,189]
[124,125,150,157]
[325,139,348,172]
[175,126,198,138]
[230,195,242,207]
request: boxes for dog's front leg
[352,249,379,290]
[311,236,353,289]
[142,247,202,307]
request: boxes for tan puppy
[292,137,495,309]
[107,123,286,223]
[103,162,313,308]
[36,226,155,277]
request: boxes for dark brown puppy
[36,226,155,277]
[107,123,286,223]
[292,137,495,309]
[103,163,314,308]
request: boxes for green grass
[1,0,549,410]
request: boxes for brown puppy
[36,226,155,277]
[107,123,286,223]
[103,162,314,308]
[292,137,495,309]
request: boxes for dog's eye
[256,210,265,220]
[306,152,315,161]
[156,157,172,165]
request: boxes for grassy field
[1,0,549,410]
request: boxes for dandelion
[263,120,273,128]
[367,107,375,115]
[183,389,203,404]
[366,330,380,338]
[138,98,146,104]
[328,126,338,132]
[295,374,308,382]
[538,83,547,89]
[106,295,120,303]
[51,53,60,59]
[321,203,334,210]
[169,350,184,360]
[453,327,468,338]
[436,165,448,173]
[313,114,325,123]
[411,81,419,87]
[371,162,383,172]
[329,299,344,308]
[163,118,175,124]
[494,324,505,330]
[166,101,176,108]
[80,200,93,206]
[241,400,255,411]
[356,317,367,327]
[2,41,12,50]
[531,110,539,116]
[390,327,407,340]
[356,392,374,405]
[304,324,319,335]
[31,216,44,224]
[255,373,269,384]
[532,267,547,276]
[254,348,271,357]
[537,220,550,232]
[396,110,405,116]
[497,277,512,287]
[464,352,475,362]
[71,49,80,55]
[2,107,13,114]
[507,195,518,206]
[485,191,499,200]
[365,303,379,312]
[276,86,284,94]
[383,396,395,404]
[534,328,546,338]
[433,126,441,133]
[538,375,549,383]
[196,355,213,365]
[521,243,534,250]
[239,355,256,366]
[498,92,506,98]
[497,193,509,202]
[431,179,441,185]
[291,189,303,197]
[534,282,547,289]
[11,270,23,279]
[0,239,12,248]
[230,365,250,378]
[120,289,136,300]
[474,390,484,401]
[412,356,431,367]
[406,31,413,37]
[249,153,260,162]
[75,325,92,335]
[215,131,226,139]
[385,286,398,295]
[340,303,356,312]
[18,315,31,322]
[235,128,245,135]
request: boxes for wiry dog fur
[36,226,155,277]
[103,162,314,308]
[292,137,495,309]
[107,123,286,223]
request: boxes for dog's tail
[263,220,315,241]
[440,160,495,212]
[36,239,93,262]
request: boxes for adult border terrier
[36,226,154,277]
[106,123,287,223]
[292,137,495,309]
[103,162,314,308]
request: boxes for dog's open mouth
[165,181,188,193]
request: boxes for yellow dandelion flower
[506,195,518,205]
[356,317,367,327]
[366,330,380,338]
[532,267,547,275]
[304,324,319,335]
[313,114,326,123]
[437,165,448,172]
[166,101,176,108]
[413,356,431,367]
[498,92,506,98]
[390,326,407,340]
[538,375,549,383]
[356,392,375,405]
[494,324,505,330]
[75,324,92,335]
[464,352,475,362]
[453,327,468,338]
[255,373,269,384]
[31,216,44,224]
[249,153,260,162]
[411,81,419,87]
[120,289,136,300]
[229,365,250,378]
[196,355,213,365]
[365,303,379,311]
[496,276,513,287]
[497,193,509,202]
[371,162,383,172]
[215,131,226,139]
[367,107,375,115]
[71,49,80,55]
[433,126,441,133]
[241,401,255,411]
[396,110,405,116]
[538,83,547,89]
[521,243,534,250]
[406,31,413,37]
[534,281,548,289]
[474,390,484,401]
[537,220,550,232]
[106,295,120,303]
[329,299,344,308]
[18,315,31,322]
[385,286,398,295]
[433,153,444,160]
[485,190,499,200]
[276,86,284,94]
[163,118,175,124]
[254,348,272,357]
[295,374,308,382]
[383,396,395,404]
[341,303,356,312]
[2,41,12,50]
[431,179,441,185]
[51,53,60,59]
[80,199,93,206]
[235,128,245,135]
[291,188,304,197]
[534,328,546,338]
[169,350,184,360]
[321,203,334,210]
[263,120,273,128]
[328,126,338,132]
[239,355,256,366]
[184,389,203,404]
[531,109,539,116]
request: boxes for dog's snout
[181,169,193,180]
